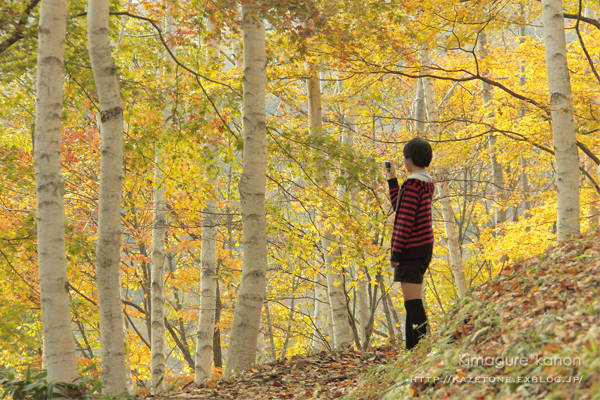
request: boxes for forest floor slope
[347,228,600,400]
[153,229,600,400]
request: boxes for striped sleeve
[391,180,420,256]
[388,178,400,211]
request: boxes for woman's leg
[404,311,415,349]
[401,282,428,347]
[400,282,422,301]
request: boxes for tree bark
[311,273,328,350]
[33,0,79,384]
[421,48,468,298]
[224,2,267,377]
[542,0,581,240]
[414,78,426,133]
[195,168,219,383]
[377,272,395,338]
[307,70,352,349]
[195,18,221,384]
[87,0,128,393]
[213,282,223,369]
[480,31,507,226]
[150,153,167,394]
[264,299,278,360]
[150,12,176,393]
[518,8,532,219]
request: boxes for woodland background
[0,0,599,395]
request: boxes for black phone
[384,161,391,171]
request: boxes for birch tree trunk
[150,13,176,393]
[307,71,352,349]
[310,273,328,349]
[421,49,468,298]
[542,0,581,240]
[150,148,167,394]
[413,81,429,303]
[224,3,267,376]
[195,19,220,384]
[414,78,426,133]
[33,0,79,384]
[265,300,278,360]
[519,10,532,219]
[344,113,370,348]
[440,182,468,298]
[479,31,507,226]
[195,168,218,383]
[87,0,128,394]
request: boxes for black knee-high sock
[404,311,415,350]
[405,299,428,346]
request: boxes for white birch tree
[310,274,328,349]
[307,70,352,348]
[479,31,507,225]
[542,0,581,240]
[224,2,267,376]
[194,160,219,383]
[194,19,221,384]
[87,0,128,393]
[421,49,468,298]
[518,9,532,219]
[150,11,176,394]
[33,0,79,384]
[150,147,167,393]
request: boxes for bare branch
[0,0,41,55]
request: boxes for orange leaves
[453,324,473,340]
[205,381,217,389]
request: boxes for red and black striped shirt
[388,174,435,262]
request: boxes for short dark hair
[403,137,432,168]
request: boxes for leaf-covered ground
[348,229,600,400]
[149,346,400,399]
[151,229,600,400]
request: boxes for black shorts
[394,256,431,284]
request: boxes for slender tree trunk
[150,149,167,393]
[421,48,468,298]
[520,154,532,217]
[307,70,352,349]
[150,12,176,393]
[34,0,79,384]
[355,269,370,347]
[518,12,532,219]
[542,0,581,240]
[480,31,507,226]
[225,3,267,376]
[195,19,221,383]
[280,282,297,360]
[213,281,223,369]
[362,278,378,350]
[194,169,218,383]
[311,273,328,349]
[440,182,468,297]
[376,272,395,338]
[415,78,426,133]
[340,112,370,348]
[87,0,128,393]
[264,300,277,360]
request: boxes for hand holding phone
[384,160,396,179]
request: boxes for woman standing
[386,137,435,350]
